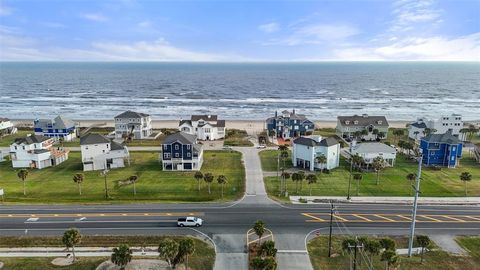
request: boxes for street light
[408,149,423,257]
[102,162,110,200]
[347,140,354,200]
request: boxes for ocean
[0,62,479,121]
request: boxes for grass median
[0,150,244,204]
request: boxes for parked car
[223,146,233,150]
[256,145,266,149]
[177,217,203,227]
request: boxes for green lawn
[308,235,480,270]
[259,149,293,171]
[0,235,215,270]
[313,128,337,137]
[0,130,33,147]
[456,237,480,258]
[0,150,244,204]
[264,155,480,198]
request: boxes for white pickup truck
[177,217,203,227]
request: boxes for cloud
[80,13,109,22]
[389,0,442,32]
[258,22,279,33]
[0,3,12,16]
[137,20,151,28]
[41,22,67,28]
[264,23,359,46]
[333,33,480,61]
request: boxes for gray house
[336,114,389,141]
[114,110,153,140]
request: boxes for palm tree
[263,256,277,270]
[291,172,300,193]
[393,129,404,143]
[361,129,368,140]
[372,157,385,185]
[353,131,362,140]
[281,172,290,193]
[378,132,386,140]
[459,172,472,196]
[203,173,214,194]
[217,175,227,198]
[253,220,266,245]
[381,250,399,270]
[129,175,138,196]
[158,238,179,268]
[351,154,364,171]
[72,173,84,195]
[250,257,265,270]
[406,173,416,195]
[379,238,396,251]
[280,150,289,170]
[62,228,81,262]
[416,235,431,264]
[298,171,305,190]
[315,154,327,171]
[306,174,317,196]
[17,169,29,196]
[111,244,132,270]
[353,173,362,196]
[364,239,381,263]
[413,131,420,140]
[372,129,379,140]
[178,238,195,270]
[194,171,203,192]
[260,240,277,257]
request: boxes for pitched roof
[115,110,150,119]
[14,134,50,145]
[422,130,460,144]
[111,141,126,151]
[34,115,75,130]
[191,115,218,121]
[179,120,192,126]
[352,142,396,154]
[294,136,339,147]
[80,133,110,145]
[163,132,197,144]
[410,122,427,128]
[216,120,226,127]
[338,115,389,127]
[0,117,10,122]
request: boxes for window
[164,145,168,150]
[451,156,455,161]
[187,145,191,150]
[164,153,170,159]
[354,120,358,125]
[187,153,191,157]
[175,153,180,158]
[175,145,179,150]
[14,146,17,150]
[452,146,456,151]
[345,120,350,125]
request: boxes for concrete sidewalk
[0,246,159,257]
[290,196,480,205]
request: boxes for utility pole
[408,150,423,257]
[347,141,354,200]
[328,201,334,257]
[103,162,109,200]
[348,238,363,270]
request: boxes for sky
[0,0,479,61]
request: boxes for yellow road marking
[441,216,466,222]
[302,213,326,222]
[0,212,203,218]
[373,215,396,222]
[465,216,480,221]
[419,215,442,222]
[333,214,349,222]
[352,214,372,222]
[397,215,411,221]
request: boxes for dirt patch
[96,259,177,270]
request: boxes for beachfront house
[0,118,17,136]
[336,114,389,141]
[161,132,203,171]
[292,135,340,171]
[80,133,130,171]
[265,110,315,140]
[420,130,463,168]
[179,114,225,141]
[114,110,153,140]
[350,142,397,167]
[34,115,77,142]
[408,114,464,141]
[9,134,69,169]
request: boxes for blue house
[161,132,203,171]
[34,115,77,142]
[420,130,463,168]
[265,110,315,139]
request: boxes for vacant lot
[259,149,293,171]
[308,235,480,270]
[0,150,244,203]
[264,155,480,198]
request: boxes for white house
[80,133,129,171]
[0,150,7,162]
[336,114,389,141]
[350,142,397,166]
[114,110,153,140]
[179,115,225,141]
[34,115,77,142]
[292,135,340,171]
[9,134,69,169]
[408,114,464,141]
[0,118,17,136]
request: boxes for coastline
[10,118,413,130]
